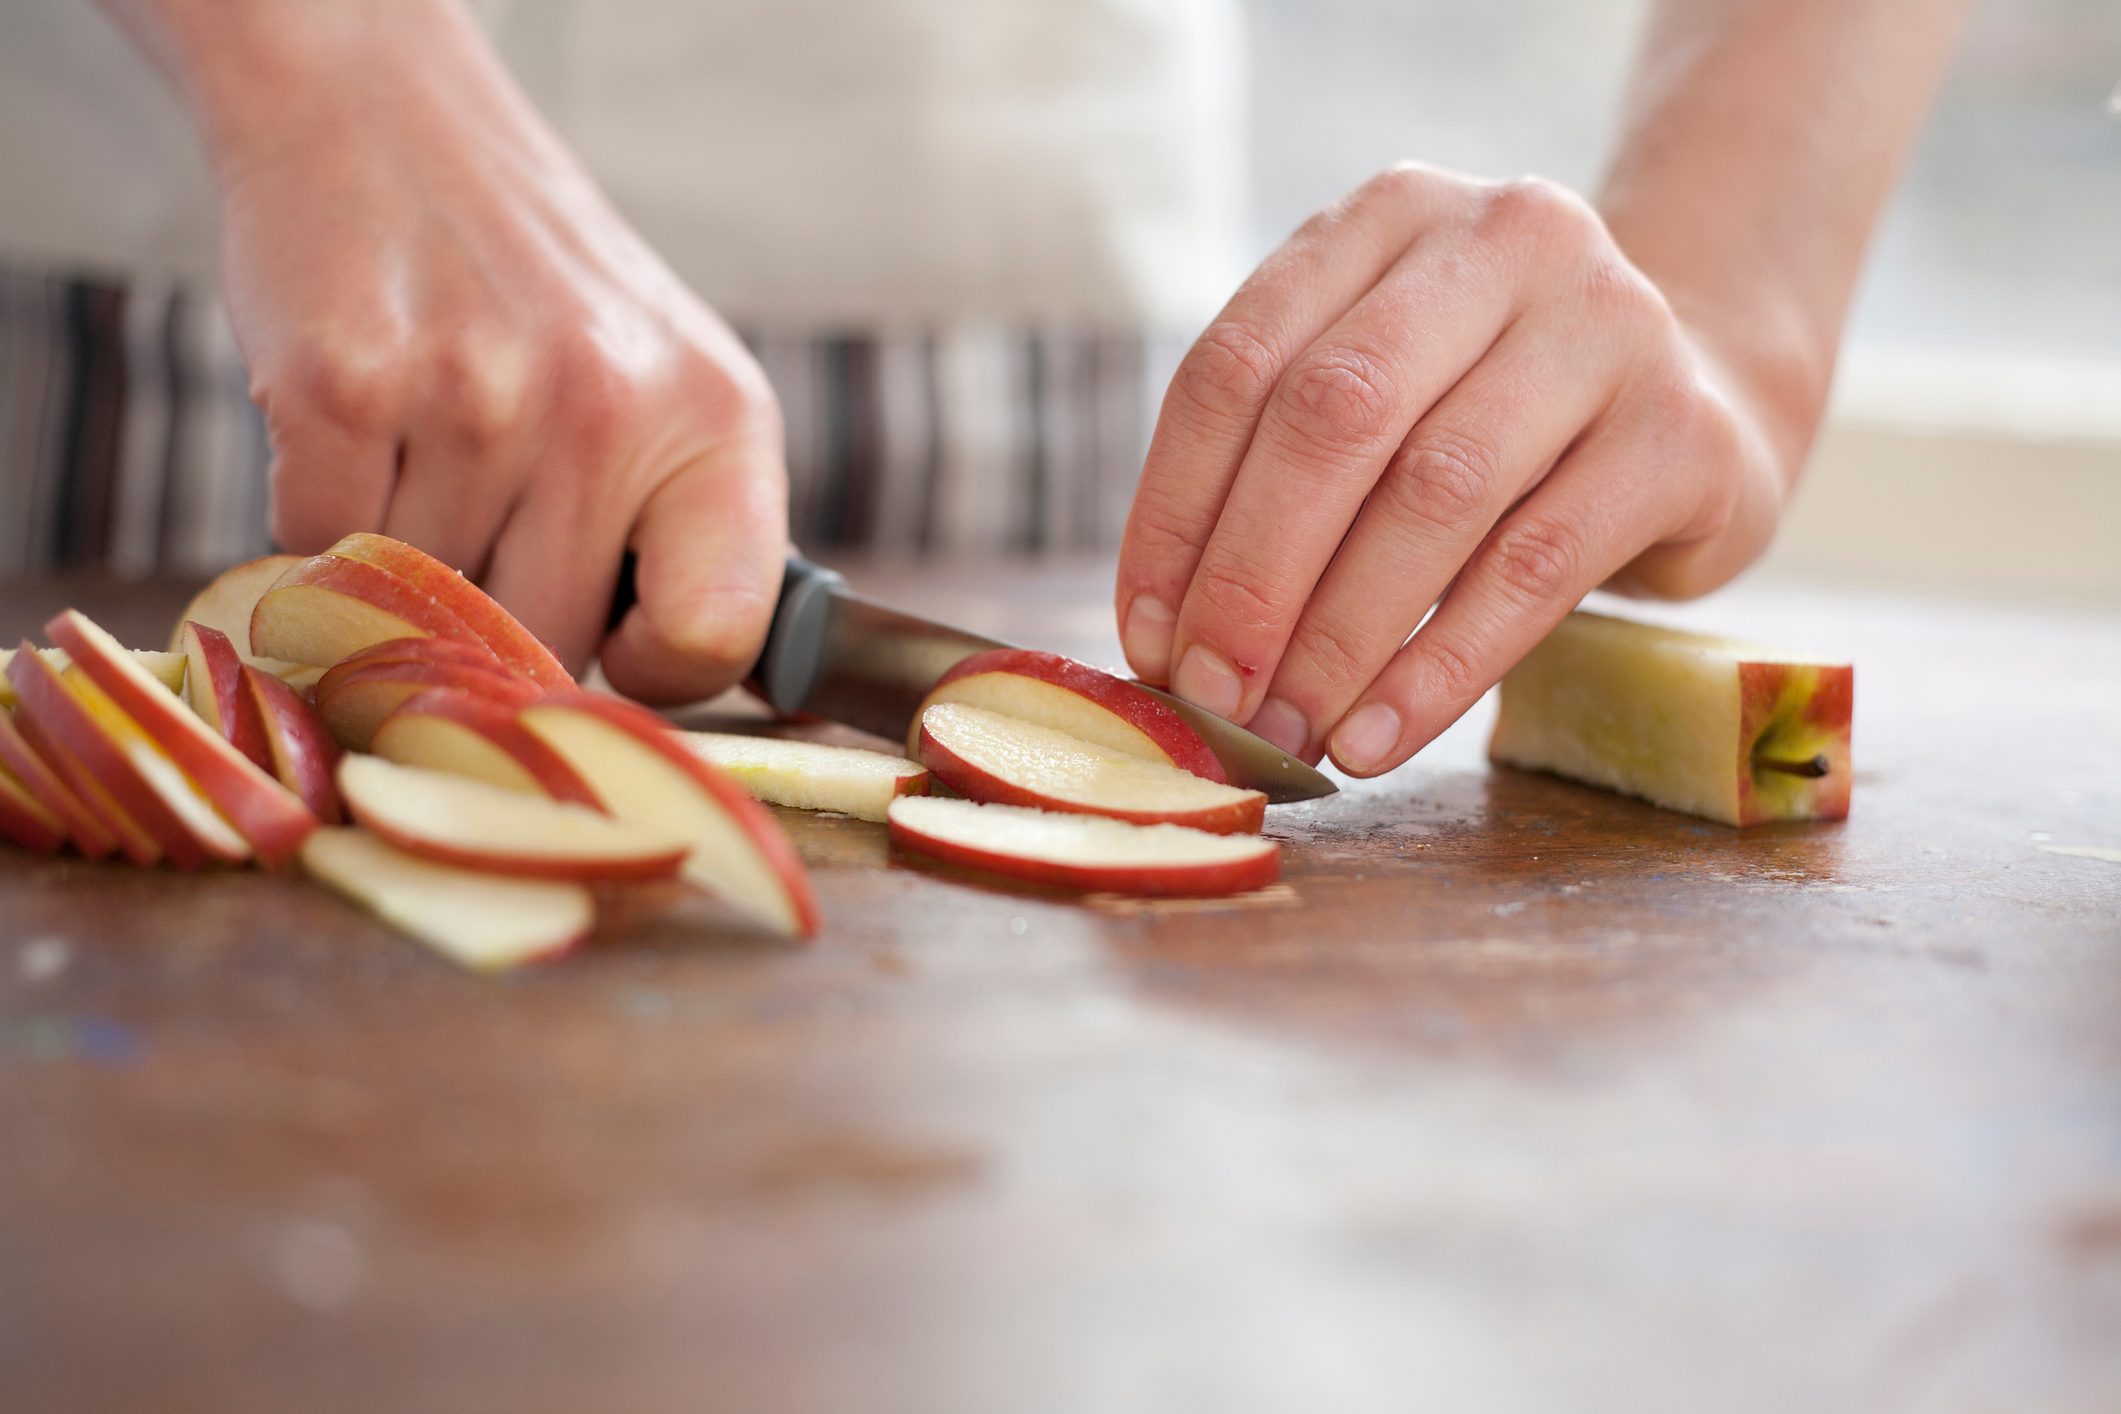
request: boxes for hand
[205,1,784,703]
[1114,163,1790,775]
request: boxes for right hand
[204,0,785,703]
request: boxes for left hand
[1114,163,1789,776]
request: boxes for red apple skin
[169,554,302,655]
[334,635,518,676]
[326,533,574,690]
[0,709,115,858]
[14,711,162,865]
[0,755,67,854]
[524,691,822,938]
[181,622,273,770]
[915,649,1228,783]
[1736,662,1854,826]
[243,665,345,824]
[371,688,601,807]
[916,717,1266,836]
[7,641,213,868]
[315,660,545,752]
[888,814,1281,898]
[248,554,504,670]
[46,612,315,861]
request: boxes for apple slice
[325,533,574,689]
[912,649,1227,782]
[46,610,314,860]
[371,688,600,805]
[518,693,820,938]
[338,753,687,881]
[0,753,67,854]
[888,796,1280,897]
[1489,610,1854,827]
[5,706,141,862]
[301,826,593,972]
[170,554,301,652]
[243,665,344,823]
[315,659,544,751]
[917,702,1266,835]
[0,709,114,857]
[179,622,272,769]
[677,732,928,823]
[248,553,506,672]
[334,634,520,676]
[0,647,185,710]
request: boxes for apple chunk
[0,708,116,858]
[519,694,820,938]
[301,827,594,972]
[180,622,272,769]
[371,689,600,805]
[1488,610,1854,827]
[917,702,1265,835]
[46,610,314,860]
[314,658,542,752]
[888,796,1280,897]
[338,754,687,881]
[912,648,1226,781]
[324,533,574,690]
[244,666,345,823]
[248,553,506,672]
[677,732,928,823]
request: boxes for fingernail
[1331,702,1402,773]
[1249,696,1309,756]
[1172,644,1243,719]
[1121,596,1176,679]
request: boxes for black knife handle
[605,550,843,708]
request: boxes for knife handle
[605,550,843,707]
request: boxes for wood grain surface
[3,561,2117,1414]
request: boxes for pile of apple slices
[884,649,1282,897]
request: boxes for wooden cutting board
[4,560,2118,1413]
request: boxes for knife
[612,553,1337,804]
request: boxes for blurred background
[1247,0,2121,604]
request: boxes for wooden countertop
[4,561,2118,1413]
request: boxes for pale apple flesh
[519,694,821,938]
[314,659,542,752]
[887,796,1281,897]
[0,647,185,710]
[244,665,345,824]
[338,754,689,881]
[248,556,503,672]
[0,708,116,858]
[917,702,1266,835]
[677,732,928,823]
[169,553,301,655]
[1488,610,1854,827]
[301,826,594,971]
[911,648,1227,782]
[371,688,601,805]
[180,622,272,770]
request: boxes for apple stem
[1755,752,1831,779]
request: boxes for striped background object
[1,264,1181,577]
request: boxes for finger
[264,415,396,554]
[1251,316,1625,759]
[593,427,790,705]
[1162,231,1521,724]
[1324,418,1698,777]
[380,337,536,574]
[1115,164,1469,681]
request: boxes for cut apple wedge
[244,666,344,823]
[171,554,300,652]
[46,610,314,860]
[888,796,1280,897]
[324,533,574,690]
[249,553,506,672]
[7,705,150,862]
[0,752,67,854]
[372,688,600,805]
[677,732,928,823]
[180,622,272,770]
[518,693,820,938]
[338,753,687,881]
[1489,610,1854,827]
[301,826,594,971]
[912,648,1227,782]
[315,658,542,752]
[0,709,115,857]
[0,647,185,710]
[333,634,521,676]
[917,702,1266,835]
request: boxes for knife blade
[750,556,1337,804]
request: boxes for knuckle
[270,335,404,434]
[1484,175,1598,250]
[1285,613,1374,690]
[1122,491,1201,566]
[1488,517,1582,602]
[1380,432,1501,532]
[1276,345,1399,452]
[435,335,530,447]
[1192,556,1285,635]
[1582,255,1673,337]
[1175,321,1282,422]
[1418,632,1487,705]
